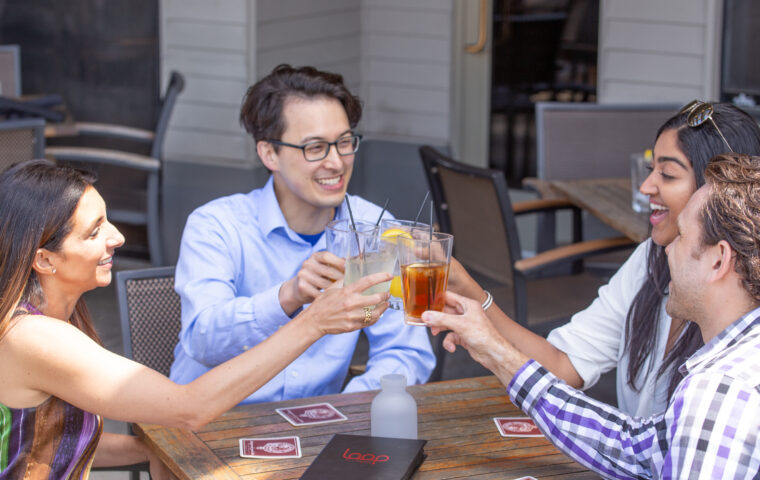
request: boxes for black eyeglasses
[267,134,362,162]
[679,100,733,152]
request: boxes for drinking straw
[427,199,433,312]
[344,194,363,257]
[413,191,430,226]
[375,198,390,227]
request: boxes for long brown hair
[0,160,101,343]
[625,103,760,398]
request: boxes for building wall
[160,0,453,166]
[359,0,453,143]
[598,0,723,103]
[160,0,254,166]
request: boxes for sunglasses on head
[679,100,734,152]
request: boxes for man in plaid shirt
[422,153,760,479]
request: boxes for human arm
[1,273,390,431]
[343,307,436,392]
[446,241,649,390]
[93,433,175,480]
[444,257,583,387]
[422,293,665,477]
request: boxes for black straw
[375,198,390,227]
[344,195,363,257]
[414,191,430,225]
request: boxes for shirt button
[291,371,299,377]
[243,345,249,350]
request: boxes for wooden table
[550,178,650,243]
[136,376,596,479]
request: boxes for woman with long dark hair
[446,101,760,416]
[0,160,390,479]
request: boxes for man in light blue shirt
[170,65,435,403]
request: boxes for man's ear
[32,248,57,276]
[710,240,735,282]
[257,140,279,172]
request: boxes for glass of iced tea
[379,219,432,310]
[396,231,454,326]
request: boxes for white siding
[160,0,254,166]
[256,0,362,93]
[598,0,723,103]
[160,0,454,165]
[360,0,452,144]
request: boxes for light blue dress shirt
[170,177,435,404]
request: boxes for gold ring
[363,306,372,324]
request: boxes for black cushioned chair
[116,266,181,376]
[0,118,45,171]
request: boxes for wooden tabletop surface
[136,376,597,479]
[550,178,650,243]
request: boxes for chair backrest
[0,45,21,97]
[150,71,185,160]
[535,101,680,181]
[0,118,45,171]
[115,266,180,376]
[419,146,521,288]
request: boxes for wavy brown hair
[239,64,363,145]
[701,154,760,302]
[0,160,101,343]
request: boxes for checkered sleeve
[661,371,760,478]
[508,360,667,479]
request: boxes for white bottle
[370,373,418,439]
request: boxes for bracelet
[481,290,493,311]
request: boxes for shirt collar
[256,176,353,239]
[680,305,760,375]
[257,176,291,237]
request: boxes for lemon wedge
[389,275,404,298]
[381,228,412,243]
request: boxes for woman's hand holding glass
[304,271,391,335]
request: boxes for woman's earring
[51,266,57,274]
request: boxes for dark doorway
[489,0,599,188]
[0,0,159,129]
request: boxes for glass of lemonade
[325,219,396,301]
[396,231,454,326]
[379,219,432,310]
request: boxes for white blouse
[547,239,676,418]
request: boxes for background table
[136,376,596,479]
[550,178,650,243]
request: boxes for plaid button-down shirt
[509,307,760,479]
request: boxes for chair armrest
[46,122,154,143]
[522,177,569,200]
[514,236,635,275]
[512,197,576,215]
[46,146,160,172]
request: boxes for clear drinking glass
[630,150,652,213]
[379,219,432,310]
[325,219,396,299]
[396,231,453,326]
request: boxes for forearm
[486,304,584,388]
[509,362,658,478]
[180,311,324,428]
[93,432,149,467]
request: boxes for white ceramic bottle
[370,373,418,439]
